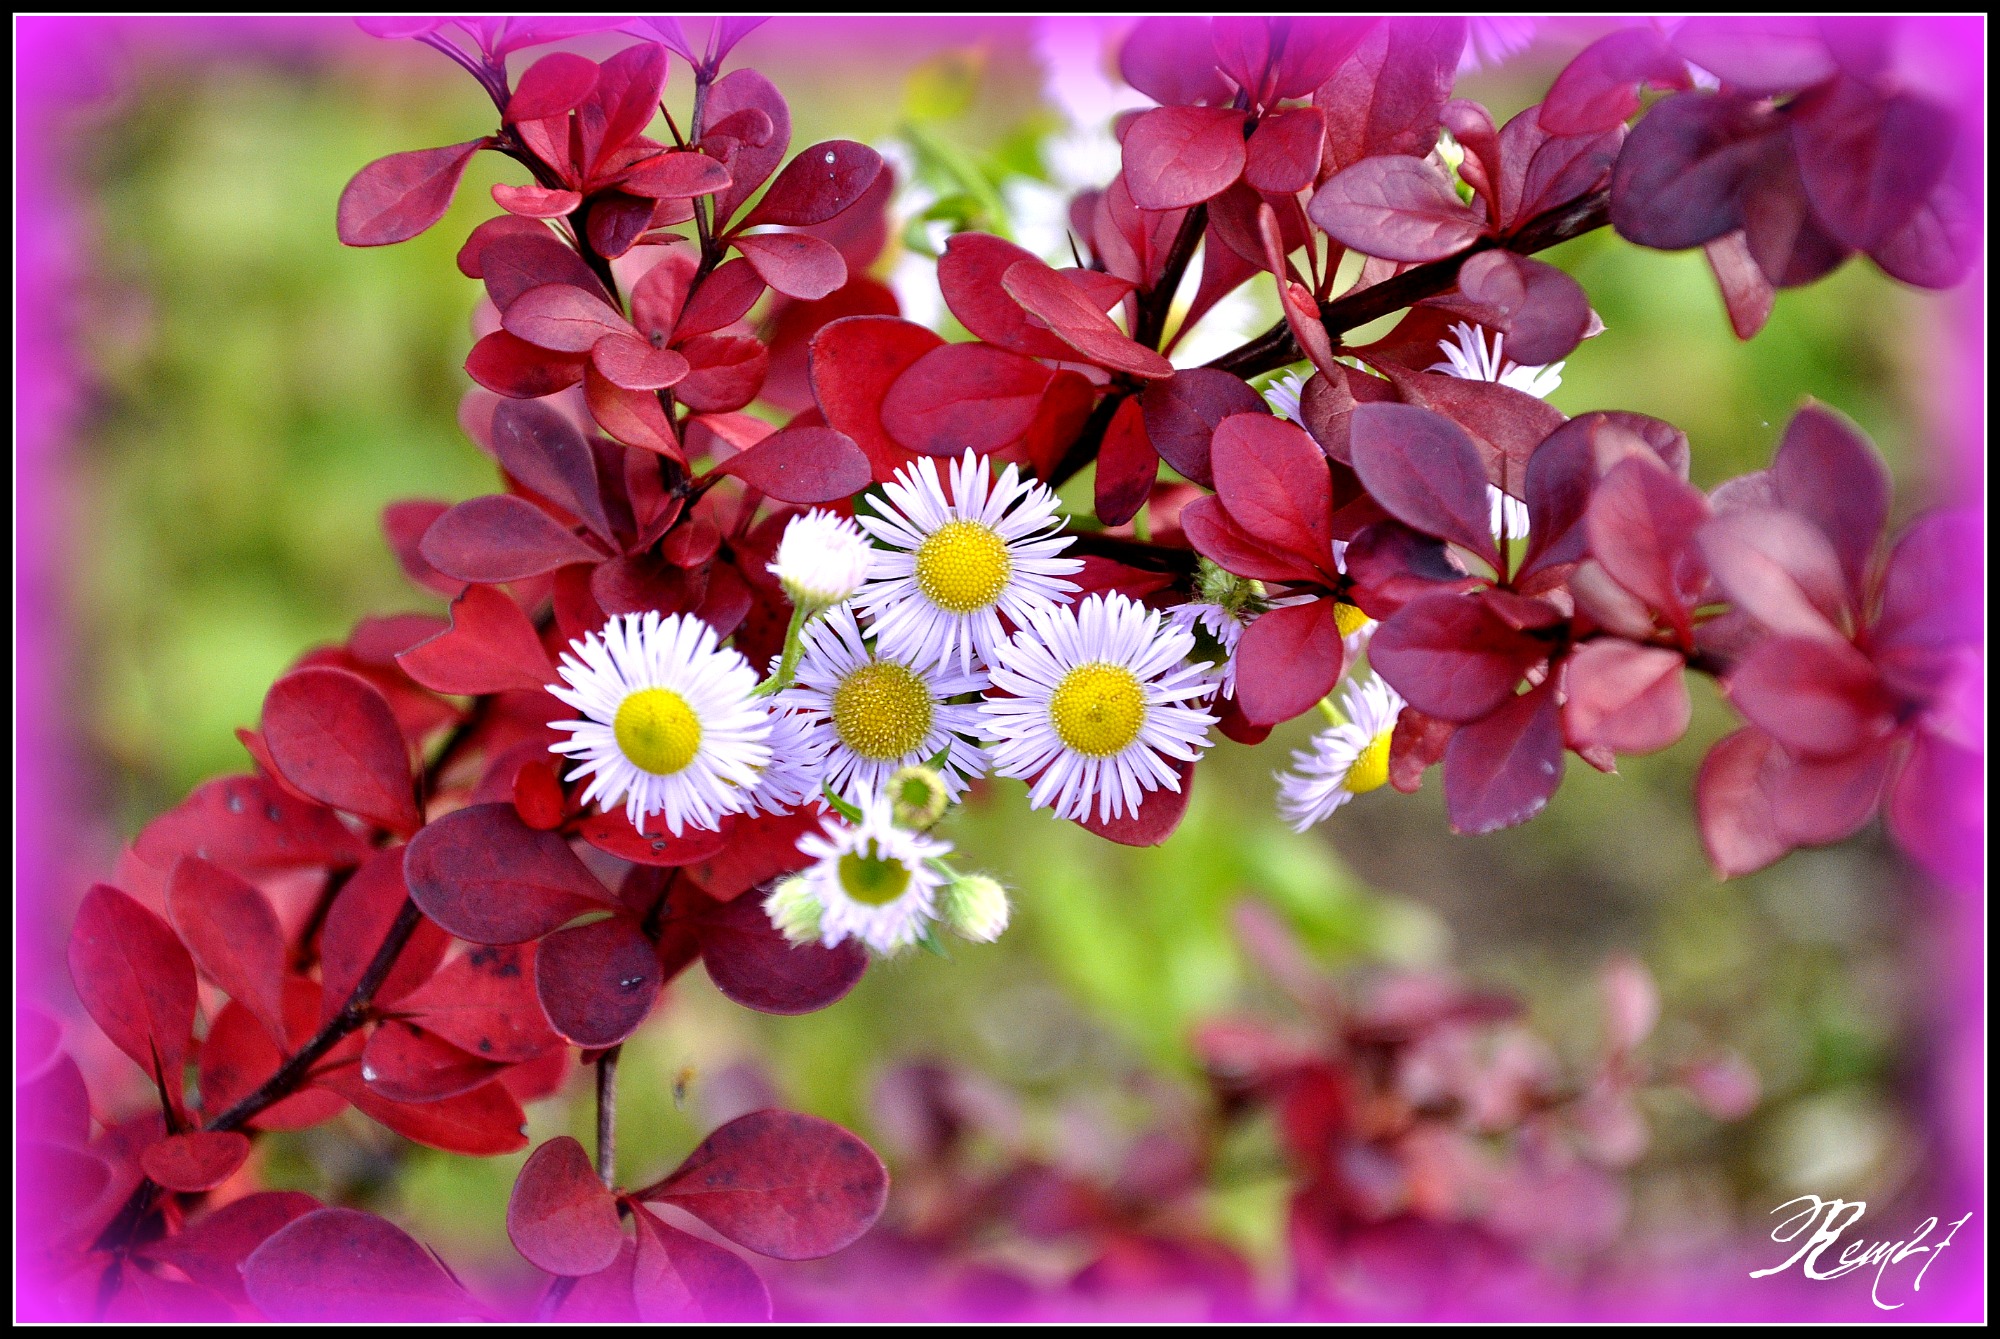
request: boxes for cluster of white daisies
[543,325,1561,955]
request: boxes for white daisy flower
[1459,17,1541,74]
[1262,369,1309,423]
[769,509,872,611]
[739,704,829,817]
[783,792,953,955]
[547,611,773,835]
[1275,674,1405,831]
[854,450,1084,676]
[981,592,1219,825]
[1429,321,1564,400]
[1489,486,1531,544]
[1166,561,1316,700]
[776,604,989,805]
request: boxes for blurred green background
[64,18,1954,1285]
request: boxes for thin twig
[595,1046,622,1189]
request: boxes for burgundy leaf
[491,399,613,540]
[580,809,730,867]
[1349,402,1500,566]
[1453,251,1592,365]
[329,1070,531,1157]
[1563,640,1691,755]
[1141,370,1266,488]
[136,1192,320,1304]
[1179,495,1323,586]
[1669,17,1837,96]
[1119,17,1230,106]
[1444,678,1565,833]
[1585,455,1711,638]
[733,231,847,301]
[937,233,1079,359]
[588,191,665,259]
[1234,599,1346,727]
[619,150,733,200]
[1389,705,1454,792]
[466,331,587,400]
[880,343,1053,457]
[1771,402,1889,602]
[632,1208,773,1321]
[404,803,615,945]
[199,985,352,1131]
[1696,507,1850,642]
[399,582,559,696]
[506,51,597,122]
[1376,363,1565,493]
[743,139,883,228]
[243,1208,468,1321]
[1244,107,1326,194]
[165,857,287,1046]
[1610,92,1782,250]
[1885,732,1981,890]
[139,1129,250,1193]
[1539,27,1693,135]
[1211,414,1335,573]
[708,424,870,504]
[703,68,793,225]
[536,915,663,1047]
[1513,122,1625,229]
[586,365,685,458]
[677,333,770,414]
[503,283,632,353]
[1001,261,1172,378]
[319,846,449,1018]
[396,943,562,1063]
[587,333,691,392]
[808,316,940,481]
[1310,155,1488,263]
[508,1136,625,1277]
[641,1109,889,1259]
[1274,17,1374,99]
[261,668,419,835]
[1094,395,1157,527]
[384,499,469,598]
[1315,17,1466,169]
[1122,106,1249,211]
[578,42,669,176]
[1078,756,1197,846]
[1704,230,1776,339]
[361,1021,504,1103]
[1695,728,1792,877]
[684,809,822,903]
[1792,76,1955,252]
[1869,157,1979,289]
[1343,520,1483,615]
[337,139,487,247]
[491,182,582,218]
[1725,635,1895,758]
[698,891,866,1016]
[479,229,612,311]
[1369,593,1544,722]
[421,493,605,582]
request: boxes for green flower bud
[889,764,950,830]
[763,875,822,946]
[941,872,1009,943]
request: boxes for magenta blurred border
[12,14,1984,1324]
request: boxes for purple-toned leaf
[590,332,692,391]
[1370,593,1545,722]
[1315,17,1466,169]
[1349,402,1500,566]
[140,1129,251,1192]
[706,424,870,504]
[1610,92,1781,250]
[1771,402,1889,600]
[619,150,733,200]
[1180,496,1323,587]
[1725,635,1894,759]
[404,803,614,945]
[1244,107,1326,195]
[243,1208,468,1321]
[261,668,419,835]
[506,51,598,122]
[1119,17,1230,107]
[1139,368,1266,489]
[1696,508,1850,643]
[1376,363,1566,493]
[491,182,582,219]
[165,857,287,1047]
[137,1192,320,1305]
[1513,122,1625,229]
[632,1207,773,1321]
[1563,640,1690,755]
[399,583,559,698]
[733,231,847,301]
[1210,413,1336,575]
[1704,231,1776,339]
[703,68,793,225]
[337,140,487,247]
[587,190,663,259]
[1695,728,1791,877]
[1309,155,1488,263]
[359,1021,499,1104]
[503,283,631,353]
[1792,76,1955,253]
[396,943,563,1063]
[1585,455,1710,636]
[578,42,668,177]
[1886,731,1981,891]
[881,342,1053,457]
[480,230,613,311]
[489,399,613,542]
[1454,251,1592,365]
[676,333,771,414]
[1443,677,1565,833]
[698,892,866,1016]
[743,140,883,228]
[937,233,1081,360]
[1001,261,1171,378]
[536,915,663,1047]
[1123,106,1249,211]
[508,1136,625,1277]
[641,1109,889,1259]
[1539,27,1693,135]
[319,846,449,1019]
[200,985,351,1131]
[1868,155,1979,289]
[1094,395,1156,528]
[1234,599,1346,727]
[1669,17,1837,96]
[421,493,605,583]
[465,331,587,400]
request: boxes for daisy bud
[769,509,872,613]
[888,764,951,830]
[941,872,1010,943]
[764,875,823,947]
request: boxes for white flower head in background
[1430,320,1557,544]
[982,591,1219,824]
[1275,673,1406,831]
[1459,17,1542,74]
[784,792,953,955]
[547,611,772,834]
[769,508,872,612]
[855,450,1083,676]
[1262,369,1309,424]
[778,604,989,806]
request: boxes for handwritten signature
[1750,1195,1974,1311]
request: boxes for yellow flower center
[1345,730,1393,794]
[613,687,702,775]
[914,520,1012,614]
[1334,602,1372,638]
[838,847,912,906]
[831,662,934,761]
[1048,662,1147,758]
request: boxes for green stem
[753,602,813,696]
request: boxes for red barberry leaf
[140,1130,250,1193]
[1179,495,1323,587]
[1349,402,1501,567]
[1000,261,1173,378]
[489,399,614,542]
[503,282,632,353]
[1668,17,1837,96]
[395,943,563,1064]
[732,231,847,301]
[1696,507,1850,643]
[1078,756,1197,846]
[324,1069,531,1157]
[165,857,287,1047]
[1725,635,1895,759]
[398,583,558,697]
[1234,599,1347,728]
[507,1136,625,1277]
[703,68,793,225]
[640,1109,889,1260]
[1370,593,1545,722]
[506,50,598,122]
[200,983,353,1131]
[261,668,420,835]
[1443,676,1565,833]
[1094,395,1158,528]
[319,846,449,1019]
[1139,368,1266,489]
[1695,727,1792,877]
[1704,230,1776,339]
[1563,640,1691,755]
[1244,107,1326,194]
[1315,17,1465,169]
[1539,27,1693,135]
[579,810,730,867]
[742,139,883,228]
[337,139,488,247]
[360,1021,504,1104]
[632,1207,773,1321]
[880,343,1054,457]
[1586,454,1711,639]
[1123,106,1249,211]
[705,424,870,504]
[807,316,939,482]
[243,1208,470,1321]
[676,333,771,413]
[491,182,582,218]
[1453,251,1592,365]
[1310,154,1489,263]
[1770,401,1889,603]
[1210,413,1336,574]
[68,885,197,1094]
[589,332,691,390]
[937,233,1079,359]
[136,1192,320,1305]
[420,494,606,583]
[697,891,866,1016]
[404,803,615,945]
[1119,17,1230,107]
[466,330,589,399]
[536,915,663,1047]
[1609,92,1781,251]
[620,150,733,200]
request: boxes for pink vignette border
[11,14,1985,1324]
